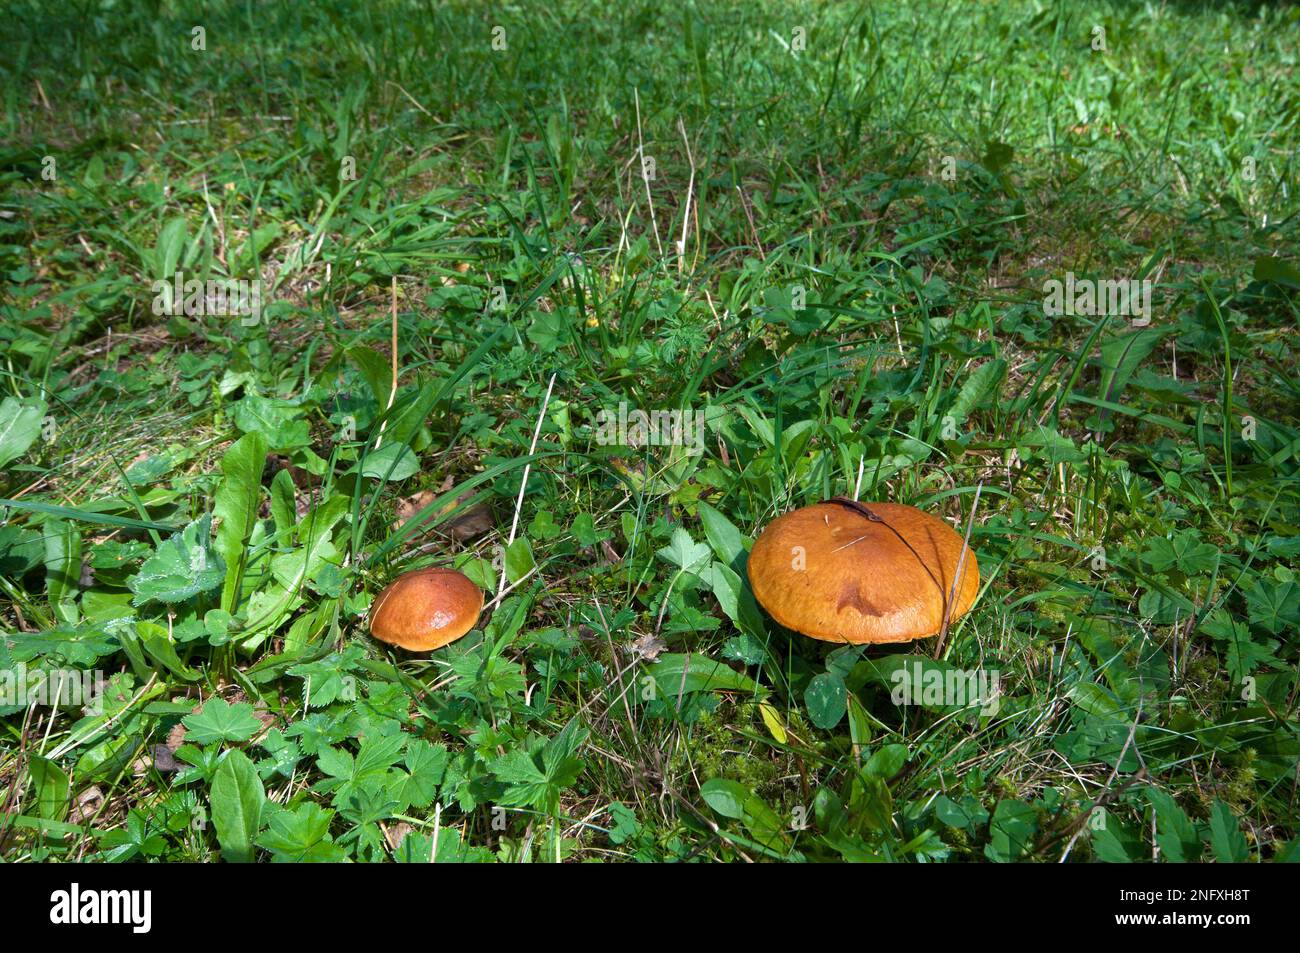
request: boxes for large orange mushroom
[369,567,483,651]
[746,498,978,644]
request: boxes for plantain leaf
[43,518,82,625]
[27,756,70,822]
[360,441,418,481]
[212,431,268,612]
[697,501,746,566]
[646,653,767,702]
[1095,327,1169,427]
[210,749,266,863]
[0,397,46,469]
[948,358,1006,426]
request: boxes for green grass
[1,0,1298,862]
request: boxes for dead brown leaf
[627,632,668,661]
[68,785,104,825]
[394,477,494,542]
[383,821,414,851]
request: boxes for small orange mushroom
[369,568,483,651]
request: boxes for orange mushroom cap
[746,499,979,644]
[369,568,483,651]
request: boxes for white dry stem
[431,802,441,863]
[201,175,229,268]
[388,81,434,118]
[677,117,696,272]
[934,481,983,659]
[483,564,539,615]
[496,372,557,596]
[1059,699,1143,862]
[374,276,399,451]
[735,184,765,260]
[634,89,663,257]
[37,670,64,756]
